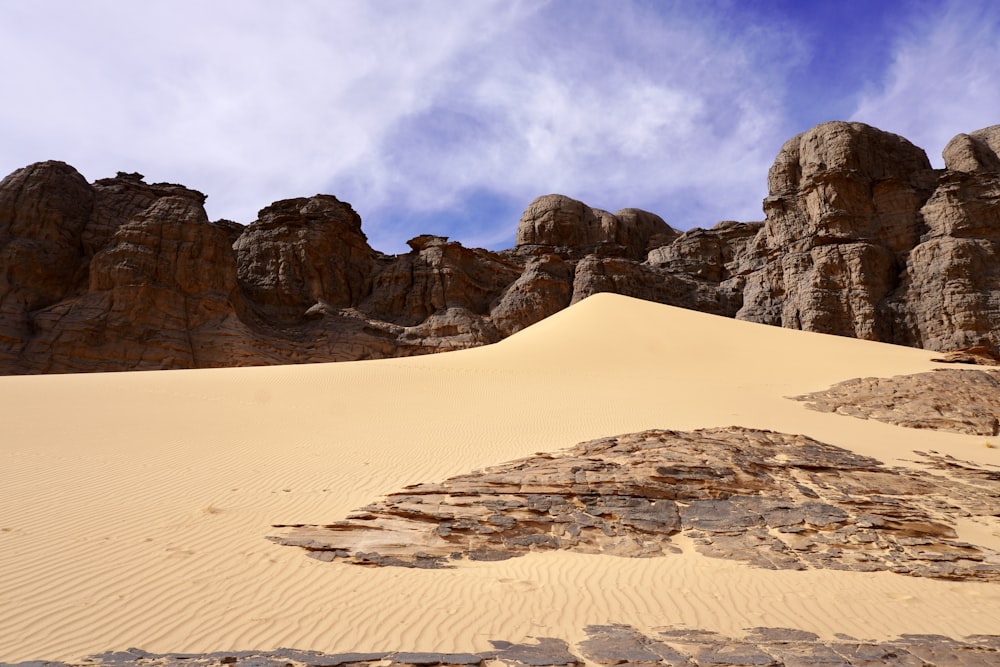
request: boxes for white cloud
[0,1,801,252]
[850,1,1000,167]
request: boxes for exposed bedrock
[271,425,1000,580]
[3,120,1000,373]
[18,629,1000,667]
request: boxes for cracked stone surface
[6,628,999,666]
[270,427,1000,580]
[791,369,1000,435]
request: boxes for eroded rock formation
[4,120,1000,374]
[270,427,1000,581]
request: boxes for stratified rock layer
[271,427,1000,581]
[793,369,1000,435]
[5,120,1000,373]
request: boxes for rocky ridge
[3,120,1000,373]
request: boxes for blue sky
[2,1,999,253]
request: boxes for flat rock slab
[270,427,1000,581]
[8,628,1000,666]
[792,369,1000,435]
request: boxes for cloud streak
[851,0,1000,166]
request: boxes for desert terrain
[1,293,998,665]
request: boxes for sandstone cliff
[2,120,999,374]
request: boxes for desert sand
[1,293,998,662]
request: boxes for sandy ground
[1,293,998,662]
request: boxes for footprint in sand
[497,578,540,592]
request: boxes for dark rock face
[234,195,376,322]
[0,162,94,371]
[270,426,1000,581]
[5,119,1000,374]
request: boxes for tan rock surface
[738,121,937,338]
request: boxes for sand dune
[1,293,998,662]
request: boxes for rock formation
[271,426,1000,581]
[793,369,1000,435]
[3,120,1000,374]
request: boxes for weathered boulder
[882,138,1000,352]
[84,171,208,258]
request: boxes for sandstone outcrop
[793,369,1000,435]
[736,121,937,339]
[5,119,1000,373]
[271,427,1000,581]
[737,121,1000,354]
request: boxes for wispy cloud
[850,0,1000,166]
[0,2,815,251]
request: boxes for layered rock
[5,119,1000,374]
[23,193,250,371]
[272,426,1000,580]
[793,369,1000,435]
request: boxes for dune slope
[1,293,998,662]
